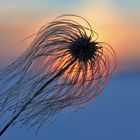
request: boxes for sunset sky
[0,1,140,140]
[0,0,140,72]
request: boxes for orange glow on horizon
[0,0,140,72]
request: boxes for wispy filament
[0,15,117,135]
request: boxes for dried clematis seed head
[0,15,117,135]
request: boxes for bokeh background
[0,0,140,140]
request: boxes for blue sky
[0,72,140,140]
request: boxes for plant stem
[0,59,76,136]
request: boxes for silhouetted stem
[0,59,76,136]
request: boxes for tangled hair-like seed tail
[0,15,117,135]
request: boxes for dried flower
[0,15,116,135]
